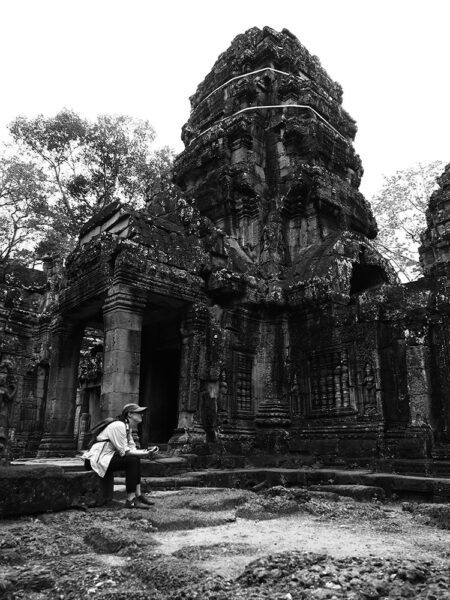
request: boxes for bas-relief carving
[199,380,219,442]
[233,351,253,415]
[362,362,378,416]
[0,358,17,464]
[306,348,354,416]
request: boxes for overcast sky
[0,0,448,198]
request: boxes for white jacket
[82,420,137,477]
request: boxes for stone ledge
[140,456,191,477]
[0,466,113,518]
[142,467,450,502]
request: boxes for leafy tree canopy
[0,149,50,266]
[370,160,445,281]
[8,110,177,260]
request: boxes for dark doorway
[139,309,182,445]
[350,264,388,295]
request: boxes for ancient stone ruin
[2,27,450,468]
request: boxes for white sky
[0,0,448,198]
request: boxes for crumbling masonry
[2,27,450,468]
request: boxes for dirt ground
[1,486,450,599]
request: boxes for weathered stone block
[102,350,141,374]
[101,371,140,394]
[103,310,143,330]
[104,328,142,353]
[0,465,113,517]
[309,438,339,456]
[308,484,385,501]
[287,438,310,453]
[397,437,429,459]
[338,438,378,458]
[100,390,140,410]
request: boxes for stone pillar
[37,317,84,457]
[405,329,433,456]
[174,311,204,432]
[169,304,209,447]
[406,343,432,427]
[100,288,145,419]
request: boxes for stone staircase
[14,451,450,479]
[136,450,450,502]
[139,462,450,503]
[11,449,450,505]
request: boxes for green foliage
[370,160,445,281]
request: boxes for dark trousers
[108,453,141,493]
[85,453,141,493]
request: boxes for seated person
[83,403,158,509]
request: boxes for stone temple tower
[173,26,398,457]
[174,26,381,284]
[31,26,437,463]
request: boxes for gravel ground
[1,486,450,599]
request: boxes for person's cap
[122,403,147,415]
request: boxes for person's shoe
[125,497,151,510]
[137,494,155,506]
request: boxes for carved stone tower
[173,27,397,457]
[420,164,450,280]
[175,26,378,280]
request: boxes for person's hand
[136,449,151,457]
[138,446,158,458]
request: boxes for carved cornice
[102,288,147,316]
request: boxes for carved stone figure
[362,362,377,415]
[199,380,219,442]
[289,373,301,415]
[0,359,17,465]
[340,360,350,408]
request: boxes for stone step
[308,484,386,501]
[0,465,112,518]
[14,455,450,479]
[12,457,86,472]
[6,462,450,518]
[141,474,203,489]
[375,458,450,477]
[191,454,248,470]
[141,456,192,477]
[139,466,450,502]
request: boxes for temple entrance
[139,307,182,446]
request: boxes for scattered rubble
[1,487,450,599]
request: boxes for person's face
[127,411,143,428]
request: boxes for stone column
[405,328,432,427]
[173,316,203,432]
[100,288,145,419]
[37,317,84,457]
[169,304,208,446]
[400,327,433,458]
